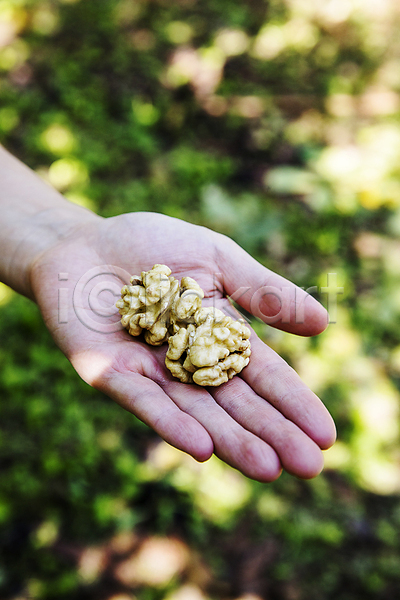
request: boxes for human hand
[30,210,336,482]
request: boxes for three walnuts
[116,264,251,386]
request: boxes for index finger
[216,236,329,336]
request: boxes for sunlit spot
[231,96,264,119]
[0,4,26,48]
[0,38,29,70]
[0,106,19,131]
[32,520,59,548]
[40,123,76,155]
[94,495,128,525]
[264,166,317,196]
[164,46,225,99]
[325,94,355,117]
[132,100,159,126]
[284,18,319,50]
[48,157,88,191]
[285,0,353,25]
[195,47,225,98]
[296,352,332,393]
[353,232,383,258]
[382,240,400,274]
[316,146,362,180]
[202,95,228,116]
[31,5,59,36]
[201,184,238,229]
[170,455,251,525]
[353,0,395,19]
[310,122,400,210]
[317,0,354,25]
[285,110,324,145]
[97,429,122,451]
[214,28,249,56]
[358,459,400,495]
[165,21,193,45]
[252,18,318,60]
[114,536,189,587]
[354,381,399,443]
[252,25,285,60]
[296,307,360,392]
[164,47,199,87]
[0,282,14,307]
[376,59,400,89]
[110,531,138,555]
[359,88,400,117]
[78,546,108,583]
[114,0,143,26]
[166,584,209,600]
[323,441,351,470]
[142,440,185,477]
[257,492,289,520]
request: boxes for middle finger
[159,378,282,482]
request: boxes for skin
[0,146,336,482]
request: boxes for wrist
[26,204,102,300]
[5,202,101,300]
[0,146,101,299]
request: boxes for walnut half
[166,307,251,386]
[116,264,179,345]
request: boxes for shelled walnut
[166,307,251,386]
[117,264,251,386]
[116,264,179,345]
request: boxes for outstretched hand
[30,211,336,482]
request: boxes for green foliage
[2,0,400,598]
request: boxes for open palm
[30,211,336,482]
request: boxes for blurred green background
[1,0,400,598]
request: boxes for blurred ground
[1,0,400,598]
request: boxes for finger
[159,379,282,483]
[73,346,214,462]
[242,335,336,450]
[215,235,328,336]
[108,371,215,462]
[211,376,324,479]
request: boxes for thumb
[216,236,329,336]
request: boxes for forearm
[0,146,100,299]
